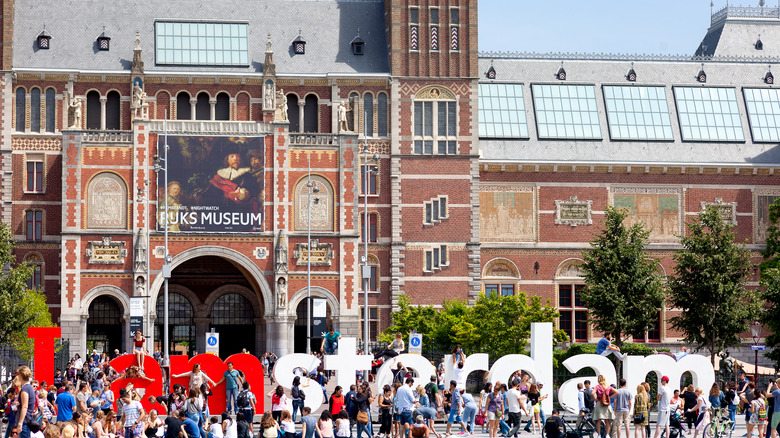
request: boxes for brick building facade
[0,0,777,362]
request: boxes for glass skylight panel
[603,86,673,140]
[478,83,529,138]
[531,84,601,139]
[744,88,780,142]
[674,87,744,141]
[155,21,249,66]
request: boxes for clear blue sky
[478,1,722,55]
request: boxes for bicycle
[702,408,734,438]
[561,409,597,438]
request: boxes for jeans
[728,405,736,430]
[356,420,372,438]
[18,424,31,438]
[325,341,337,355]
[292,399,304,422]
[600,349,626,360]
[462,405,477,433]
[507,411,523,437]
[226,387,239,413]
[500,419,510,434]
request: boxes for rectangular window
[433,247,440,268]
[425,203,432,224]
[450,9,459,24]
[424,245,447,272]
[360,307,379,341]
[439,245,447,265]
[531,84,602,139]
[430,8,439,23]
[361,213,377,243]
[485,284,499,296]
[424,196,449,225]
[362,264,378,292]
[410,8,419,24]
[425,251,432,271]
[744,88,780,142]
[155,21,249,66]
[501,284,514,297]
[603,85,674,140]
[559,312,572,338]
[559,283,588,342]
[414,100,456,155]
[432,200,439,221]
[574,284,585,307]
[674,86,744,141]
[439,197,447,218]
[558,284,572,307]
[25,210,42,241]
[360,164,378,195]
[574,311,588,342]
[26,264,41,290]
[26,159,44,193]
[648,313,661,342]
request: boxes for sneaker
[524,428,531,433]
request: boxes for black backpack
[583,389,595,411]
[236,390,249,408]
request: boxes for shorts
[400,410,414,426]
[487,411,498,421]
[614,411,630,430]
[448,409,462,424]
[134,346,143,352]
[772,412,780,429]
[656,410,670,428]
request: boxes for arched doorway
[210,293,255,356]
[154,292,195,356]
[87,296,123,355]
[294,296,333,353]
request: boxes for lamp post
[306,152,319,354]
[153,114,171,367]
[750,320,763,385]
[361,118,379,357]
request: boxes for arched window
[287,94,300,132]
[155,292,195,354]
[303,94,318,132]
[87,296,124,354]
[554,259,588,343]
[24,253,43,290]
[349,92,359,132]
[413,86,457,155]
[30,88,41,132]
[195,92,210,120]
[362,254,379,292]
[15,88,26,132]
[211,293,253,325]
[363,93,374,137]
[176,92,191,120]
[377,92,388,137]
[294,175,334,231]
[89,296,122,325]
[45,88,56,132]
[106,91,121,130]
[87,173,127,229]
[482,259,519,297]
[86,91,101,129]
[215,92,230,121]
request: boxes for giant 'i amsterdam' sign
[157,136,265,232]
[28,324,716,416]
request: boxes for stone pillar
[194,317,209,355]
[298,101,305,133]
[190,98,197,121]
[209,98,216,121]
[99,96,107,130]
[266,315,295,356]
[337,314,361,342]
[122,315,131,354]
[254,317,265,355]
[61,313,85,359]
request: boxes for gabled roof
[13,0,390,75]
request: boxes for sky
[478,1,728,55]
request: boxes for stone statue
[68,95,82,128]
[135,276,145,296]
[277,277,287,308]
[338,100,349,133]
[132,84,148,119]
[134,228,147,272]
[264,81,275,110]
[275,89,288,122]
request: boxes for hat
[661,376,669,382]
[537,381,544,386]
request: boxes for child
[281,410,296,438]
[209,416,225,438]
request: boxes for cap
[661,376,669,382]
[537,381,544,386]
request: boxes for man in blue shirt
[179,410,200,438]
[56,384,77,422]
[216,362,243,415]
[320,327,341,355]
[397,377,417,437]
[596,333,625,360]
[769,379,780,438]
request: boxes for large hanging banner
[157,135,265,233]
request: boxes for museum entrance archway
[294,298,333,353]
[87,296,124,355]
[155,255,265,356]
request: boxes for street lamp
[750,320,763,384]
[361,118,379,358]
[306,152,320,354]
[153,114,172,368]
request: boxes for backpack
[724,389,735,406]
[757,400,768,421]
[236,390,249,408]
[599,387,611,406]
[292,385,305,401]
[583,389,595,411]
[425,383,438,408]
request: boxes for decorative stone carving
[295,175,333,231]
[293,240,334,266]
[555,196,593,227]
[132,84,148,119]
[485,260,519,278]
[276,277,287,308]
[700,198,737,225]
[68,95,83,129]
[479,186,535,242]
[415,85,456,100]
[556,259,585,278]
[135,276,145,296]
[338,100,350,133]
[86,236,128,264]
[134,228,147,272]
[275,89,288,122]
[263,80,276,111]
[87,173,127,229]
[274,230,288,274]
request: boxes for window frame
[360,212,378,243]
[413,100,457,155]
[25,155,45,193]
[154,21,250,67]
[360,306,380,341]
[423,195,449,225]
[531,83,603,140]
[423,244,448,273]
[25,210,43,241]
[24,253,43,290]
[360,164,379,196]
[558,283,588,342]
[602,85,674,141]
[673,86,744,142]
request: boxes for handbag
[633,413,645,424]
[475,413,485,426]
[357,410,369,423]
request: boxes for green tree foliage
[0,222,52,351]
[760,198,780,272]
[580,207,666,347]
[9,288,55,361]
[759,198,780,369]
[381,292,566,359]
[668,206,761,364]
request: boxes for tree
[0,222,37,348]
[8,287,55,361]
[759,198,780,369]
[580,206,666,347]
[668,206,761,365]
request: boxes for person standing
[215,362,243,415]
[505,380,528,438]
[237,381,257,425]
[747,389,767,438]
[397,378,417,438]
[652,376,672,438]
[633,384,649,438]
[592,375,618,438]
[462,388,478,436]
[613,379,632,438]
[56,383,77,423]
[120,388,146,438]
[769,380,780,438]
[444,381,468,436]
[12,366,35,438]
[173,364,216,393]
[301,408,318,438]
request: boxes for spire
[263,33,276,77]
[131,31,144,75]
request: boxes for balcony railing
[712,5,780,26]
[288,133,339,146]
[147,120,269,135]
[82,131,133,143]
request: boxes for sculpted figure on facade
[68,95,82,128]
[338,100,349,133]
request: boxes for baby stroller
[662,412,686,438]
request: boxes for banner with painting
[480,186,535,242]
[157,136,265,232]
[612,189,680,242]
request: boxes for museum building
[1,0,778,362]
